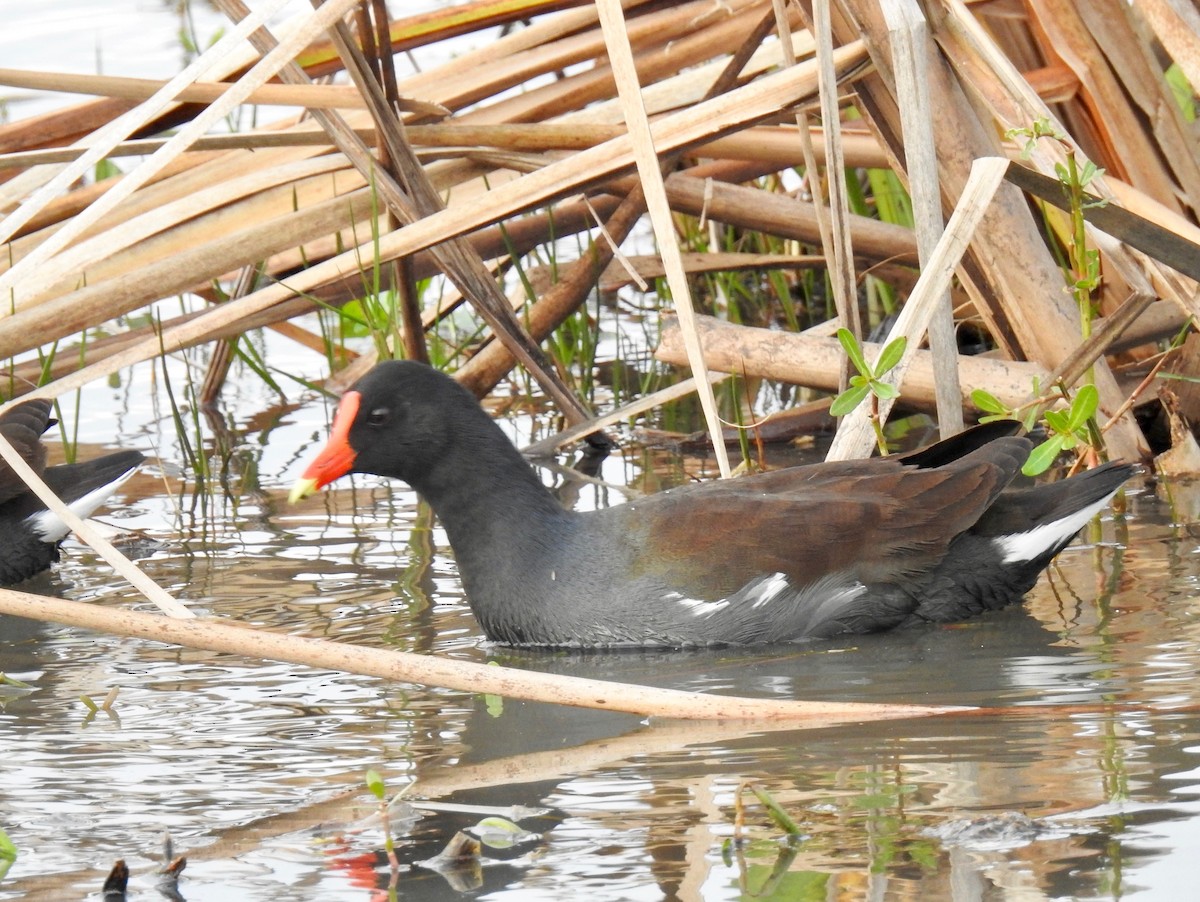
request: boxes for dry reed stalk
[599,252,830,291]
[0,0,361,296]
[826,157,1008,460]
[0,0,299,236]
[632,168,920,263]
[1032,0,1200,218]
[0,68,375,110]
[310,5,589,420]
[7,39,868,403]
[0,587,965,722]
[655,315,1052,414]
[5,3,826,376]
[1136,0,1200,94]
[455,189,646,398]
[831,0,1147,462]
[939,1,1200,325]
[7,157,360,306]
[523,373,731,455]
[0,187,380,362]
[808,0,862,390]
[596,0,731,476]
[0,0,1189,474]
[882,0,963,436]
[0,193,623,390]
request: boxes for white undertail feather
[669,592,731,618]
[747,572,789,608]
[26,464,140,542]
[993,494,1116,564]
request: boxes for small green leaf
[1022,437,1065,476]
[721,837,734,867]
[971,389,1009,415]
[365,768,386,800]
[836,328,870,376]
[830,382,870,416]
[0,828,16,862]
[871,380,899,401]
[1044,409,1071,434]
[1079,161,1103,187]
[1067,383,1099,430]
[874,335,907,376]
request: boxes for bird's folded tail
[29,450,145,542]
[978,461,1136,565]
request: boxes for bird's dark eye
[366,407,389,427]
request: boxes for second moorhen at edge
[290,361,1134,648]
[0,399,145,586]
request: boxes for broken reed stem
[0,587,964,722]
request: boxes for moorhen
[0,399,144,586]
[290,361,1134,648]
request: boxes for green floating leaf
[830,381,870,417]
[365,768,386,800]
[469,816,538,850]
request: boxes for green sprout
[830,328,907,455]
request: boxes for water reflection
[2,391,1200,899]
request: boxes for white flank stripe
[26,465,140,543]
[993,495,1114,564]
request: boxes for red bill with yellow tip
[288,391,361,503]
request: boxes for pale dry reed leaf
[596,0,731,477]
[0,0,360,303]
[0,0,295,244]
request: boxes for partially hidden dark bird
[290,361,1134,648]
[0,399,144,586]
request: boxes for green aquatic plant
[830,328,907,455]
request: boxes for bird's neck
[411,416,572,559]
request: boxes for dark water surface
[1,357,1199,901]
